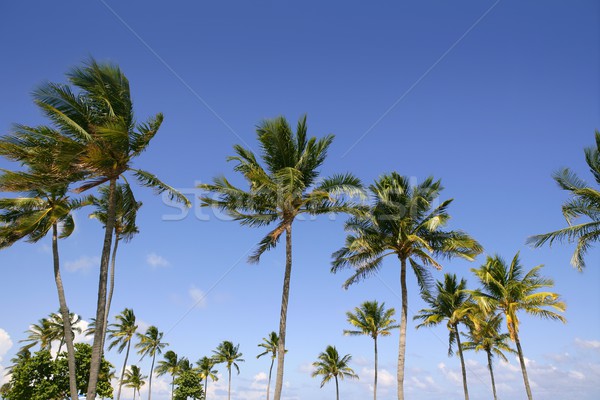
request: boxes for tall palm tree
[461,309,516,400]
[344,301,398,400]
[528,130,600,270]
[414,274,471,400]
[136,326,168,400]
[199,115,363,400]
[331,173,482,400]
[470,253,566,400]
[196,356,218,399]
[257,332,285,400]
[212,341,244,400]
[107,308,138,400]
[311,345,358,400]
[122,365,147,400]
[155,350,180,400]
[29,59,190,400]
[0,125,89,400]
[90,183,141,349]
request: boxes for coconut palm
[107,308,138,400]
[29,59,190,399]
[212,341,244,400]
[122,365,147,400]
[199,115,363,400]
[344,301,398,400]
[257,332,285,400]
[462,309,516,400]
[155,350,180,400]
[136,326,168,400]
[331,173,482,400]
[19,318,54,352]
[414,274,471,400]
[47,311,83,356]
[311,345,358,400]
[528,131,600,270]
[196,356,218,399]
[470,253,566,400]
[90,183,141,349]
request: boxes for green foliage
[173,369,204,400]
[344,300,399,339]
[311,345,358,388]
[212,341,244,375]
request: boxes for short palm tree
[136,326,168,400]
[332,173,482,400]
[461,309,516,400]
[470,253,566,400]
[155,350,180,400]
[528,131,600,270]
[199,115,363,400]
[20,317,54,352]
[47,311,83,355]
[212,341,244,400]
[196,356,218,399]
[414,274,471,400]
[257,332,285,400]
[344,301,398,400]
[90,183,141,349]
[122,365,147,400]
[311,345,358,400]
[107,308,138,400]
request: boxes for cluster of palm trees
[1,57,598,400]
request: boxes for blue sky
[0,1,599,399]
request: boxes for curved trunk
[116,339,132,400]
[454,323,469,400]
[486,350,497,400]
[87,178,117,400]
[273,225,292,400]
[397,257,408,400]
[335,374,340,400]
[102,237,120,351]
[373,336,378,400]
[515,333,533,400]
[52,223,79,400]
[56,339,64,360]
[267,357,274,400]
[228,367,232,400]
[148,352,157,400]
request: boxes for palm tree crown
[212,341,244,400]
[312,345,358,400]
[122,365,147,400]
[107,308,138,400]
[136,326,168,400]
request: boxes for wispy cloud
[189,285,207,308]
[147,252,170,268]
[575,338,600,350]
[65,256,100,273]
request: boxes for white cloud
[437,362,461,385]
[147,252,170,268]
[189,286,207,308]
[65,256,100,272]
[0,328,14,386]
[73,318,91,343]
[575,338,600,350]
[360,367,395,388]
[254,372,268,382]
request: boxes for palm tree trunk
[228,367,232,400]
[116,339,132,400]
[273,225,292,400]
[56,339,64,360]
[267,357,274,400]
[335,375,340,400]
[397,257,408,400]
[88,178,117,400]
[52,223,79,400]
[373,337,378,400]
[486,350,497,400]
[515,333,533,400]
[149,352,156,400]
[102,237,120,351]
[454,324,469,400]
[171,375,174,400]
[205,376,209,400]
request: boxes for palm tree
[257,332,285,400]
[344,301,398,400]
[48,311,83,356]
[528,130,600,270]
[107,308,138,400]
[90,183,141,349]
[461,309,516,400]
[331,173,482,400]
[155,350,180,400]
[29,59,190,400]
[212,341,244,400]
[414,274,471,400]
[196,356,218,399]
[122,365,147,400]
[0,126,90,400]
[470,253,566,400]
[20,317,54,352]
[136,326,168,400]
[311,345,358,400]
[199,115,363,400]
